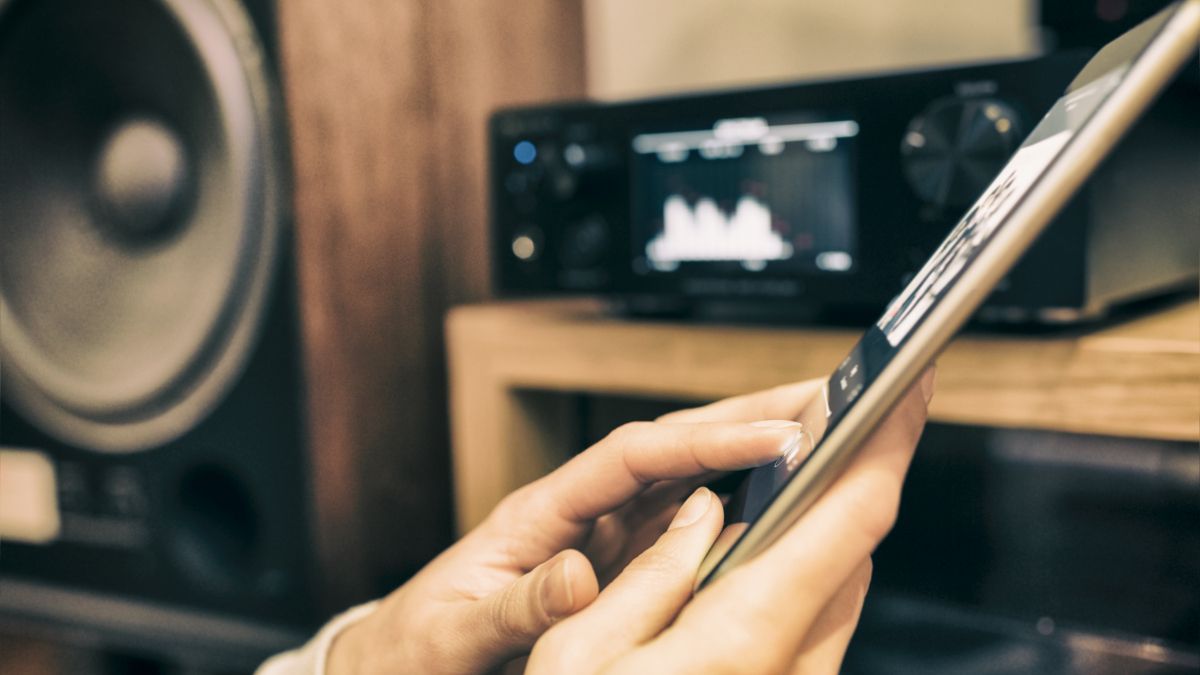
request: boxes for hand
[327,379,830,674]
[526,369,935,674]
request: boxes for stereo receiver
[489,52,1198,321]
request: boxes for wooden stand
[446,299,1199,532]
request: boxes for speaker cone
[0,0,285,452]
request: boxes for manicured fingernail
[750,419,804,429]
[669,487,713,530]
[541,555,575,619]
[750,420,808,458]
[777,429,813,464]
[919,366,936,404]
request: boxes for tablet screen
[726,58,1136,527]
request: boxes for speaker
[0,0,316,665]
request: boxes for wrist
[325,617,368,675]
[316,601,382,675]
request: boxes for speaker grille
[0,0,285,452]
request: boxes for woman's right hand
[525,369,934,674]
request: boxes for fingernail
[777,429,813,465]
[541,555,575,619]
[919,366,936,405]
[669,487,713,530]
[750,420,808,458]
[750,419,804,429]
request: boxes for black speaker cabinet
[0,0,317,666]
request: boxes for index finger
[539,420,807,524]
[481,421,805,570]
[657,378,825,425]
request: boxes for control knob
[901,97,1023,208]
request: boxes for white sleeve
[255,601,380,675]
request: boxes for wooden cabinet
[446,299,1199,532]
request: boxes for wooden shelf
[446,298,1199,531]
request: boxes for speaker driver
[0,0,285,453]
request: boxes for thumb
[461,549,600,664]
[528,488,724,674]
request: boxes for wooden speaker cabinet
[0,0,585,670]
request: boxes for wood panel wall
[277,0,587,608]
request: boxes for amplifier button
[512,226,543,262]
[560,216,609,268]
[556,214,604,267]
[505,171,531,195]
[549,168,579,200]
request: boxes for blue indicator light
[513,140,537,165]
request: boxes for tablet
[696,0,1200,590]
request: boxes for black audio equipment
[490,52,1199,322]
[1041,0,1176,49]
[0,0,314,666]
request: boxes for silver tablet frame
[698,0,1200,589]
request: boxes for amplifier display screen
[630,115,858,275]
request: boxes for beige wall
[584,0,1038,99]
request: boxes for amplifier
[489,51,1199,322]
